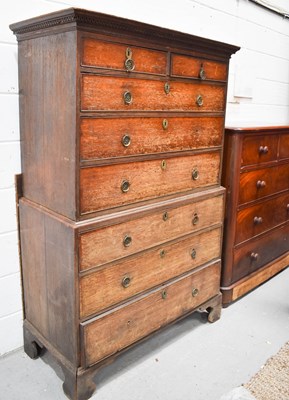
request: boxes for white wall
[0,0,288,356]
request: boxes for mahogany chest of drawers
[222,126,289,305]
[11,8,238,399]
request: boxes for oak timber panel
[80,151,221,214]
[81,75,225,112]
[82,261,220,366]
[80,116,224,160]
[79,192,224,270]
[171,54,227,81]
[81,38,167,75]
[79,227,221,318]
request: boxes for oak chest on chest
[11,8,238,399]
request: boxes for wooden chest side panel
[79,227,222,318]
[80,116,224,160]
[80,151,221,214]
[82,261,220,366]
[81,75,225,112]
[19,200,78,364]
[79,192,224,270]
[18,32,78,219]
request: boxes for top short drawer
[81,38,167,75]
[241,134,278,167]
[279,134,289,160]
[171,54,227,81]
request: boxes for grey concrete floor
[1,267,289,400]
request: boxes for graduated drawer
[81,75,225,112]
[79,227,222,318]
[239,163,289,205]
[81,261,220,366]
[80,116,224,160]
[171,54,227,81]
[81,38,167,75]
[79,191,224,271]
[241,134,278,167]
[279,134,289,160]
[236,192,289,244]
[80,151,221,214]
[232,223,289,283]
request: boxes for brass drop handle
[251,252,259,261]
[192,168,199,180]
[123,91,133,105]
[192,213,199,225]
[121,134,131,147]
[259,145,268,154]
[122,275,131,288]
[124,47,135,71]
[123,235,132,247]
[191,248,197,259]
[253,216,263,225]
[121,180,130,193]
[192,288,199,297]
[199,65,206,80]
[196,94,203,107]
[256,180,266,189]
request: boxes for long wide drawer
[79,191,224,271]
[79,227,221,318]
[80,151,221,214]
[80,116,224,160]
[232,222,289,283]
[81,261,220,367]
[81,75,225,112]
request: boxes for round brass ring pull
[122,275,131,288]
[199,66,206,80]
[125,58,135,71]
[196,94,203,107]
[123,91,133,105]
[192,213,199,225]
[191,249,197,259]
[192,168,199,180]
[192,288,199,297]
[123,235,132,247]
[121,180,130,193]
[122,134,131,147]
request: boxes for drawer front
[81,261,220,366]
[171,54,227,81]
[279,134,289,160]
[241,135,278,167]
[80,116,224,160]
[232,223,289,283]
[81,38,167,75]
[239,164,289,205]
[236,192,289,244]
[81,75,226,112]
[79,193,224,271]
[80,151,221,214]
[79,227,221,318]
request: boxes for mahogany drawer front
[171,54,227,81]
[79,227,221,318]
[279,134,289,160]
[81,75,226,112]
[236,192,289,244]
[79,193,224,271]
[81,261,220,366]
[241,135,278,167]
[81,38,167,75]
[238,163,289,205]
[80,151,221,214]
[80,116,224,160]
[232,222,289,283]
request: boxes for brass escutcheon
[163,211,169,221]
[161,160,167,170]
[164,82,170,94]
[123,235,132,247]
[123,91,133,105]
[162,290,167,299]
[126,47,133,59]
[196,94,203,107]
[191,249,197,259]
[122,275,131,288]
[192,288,199,297]
[192,168,199,180]
[122,134,131,147]
[192,213,199,225]
[121,180,130,193]
[199,65,206,80]
[162,119,169,130]
[160,249,166,258]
